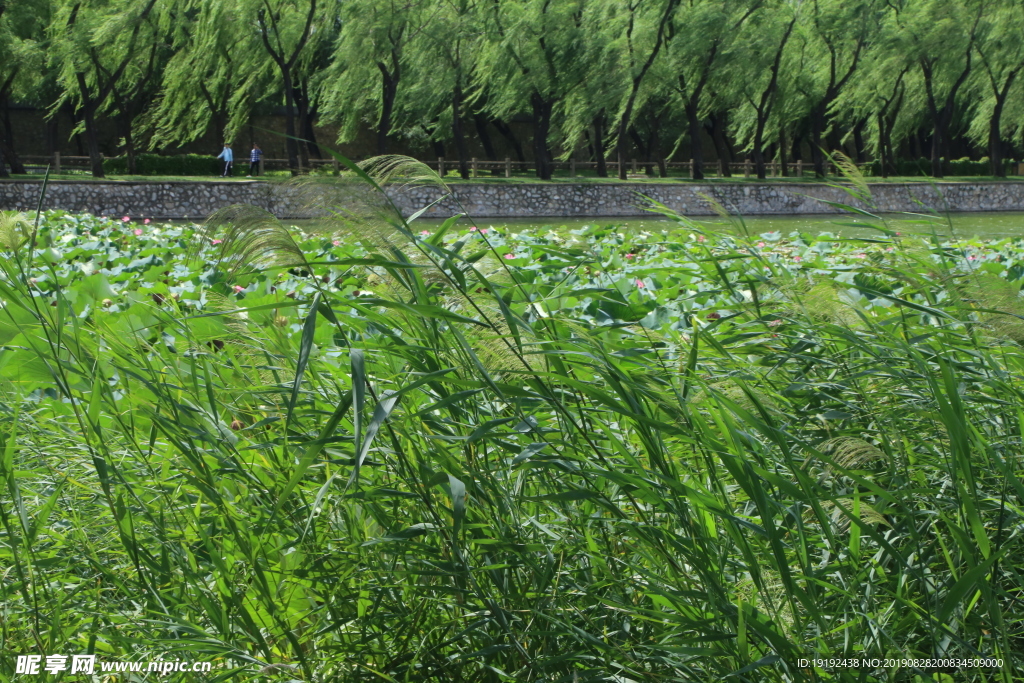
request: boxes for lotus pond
[1,205,1023,681]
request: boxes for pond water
[415,212,1024,241]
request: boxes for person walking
[247,144,263,177]
[217,143,234,177]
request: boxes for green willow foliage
[4,0,1024,179]
[0,158,1023,680]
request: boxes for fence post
[631,158,637,174]
[438,157,445,177]
[718,159,725,177]
[796,160,802,177]
[472,157,478,178]
[689,159,695,179]
[744,159,751,178]
[332,157,339,174]
[570,158,576,177]
[54,152,61,174]
[505,158,511,178]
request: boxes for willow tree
[726,0,798,179]
[798,0,877,177]
[1,0,48,175]
[49,0,161,177]
[969,0,1024,177]
[665,0,755,180]
[145,0,269,151]
[249,0,324,173]
[319,0,427,156]
[889,0,984,178]
[476,0,586,180]
[401,0,485,178]
[605,0,680,179]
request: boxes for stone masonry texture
[3,179,1024,220]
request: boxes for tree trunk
[281,69,300,173]
[75,73,105,178]
[531,92,553,180]
[685,100,703,180]
[988,72,1018,178]
[291,85,310,168]
[708,112,732,176]
[931,116,946,178]
[299,82,321,159]
[492,119,525,162]
[629,127,652,176]
[852,118,867,163]
[473,114,500,175]
[778,127,788,176]
[877,114,888,178]
[809,103,827,177]
[0,126,9,178]
[124,120,137,175]
[753,118,768,180]
[376,64,399,155]
[1,98,25,174]
[452,85,469,179]
[593,112,608,177]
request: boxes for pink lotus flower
[133,228,143,236]
[968,255,977,261]
[332,240,341,246]
[625,253,635,260]
[469,226,477,232]
[504,253,516,259]
[143,218,151,225]
[757,241,766,248]
[211,239,222,245]
[886,246,895,252]
[854,253,866,259]
[479,228,489,234]
[696,235,706,243]
[793,255,803,262]
[122,216,130,222]
[767,319,783,327]
[420,230,430,236]
[635,279,645,288]
[233,285,244,293]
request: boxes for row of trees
[2,0,1024,180]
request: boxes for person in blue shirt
[247,144,263,177]
[217,143,234,177]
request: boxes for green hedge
[864,157,1019,177]
[103,154,222,176]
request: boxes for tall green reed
[0,156,1021,681]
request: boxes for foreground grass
[1,166,1023,681]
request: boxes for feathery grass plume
[297,156,452,260]
[689,379,780,417]
[817,436,887,471]
[817,498,891,534]
[0,211,33,251]
[696,192,731,221]
[961,272,1024,342]
[827,150,872,207]
[792,281,861,327]
[193,204,308,276]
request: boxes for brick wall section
[3,179,1024,220]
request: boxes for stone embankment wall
[3,178,1024,220]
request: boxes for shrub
[864,156,1017,177]
[102,153,221,176]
